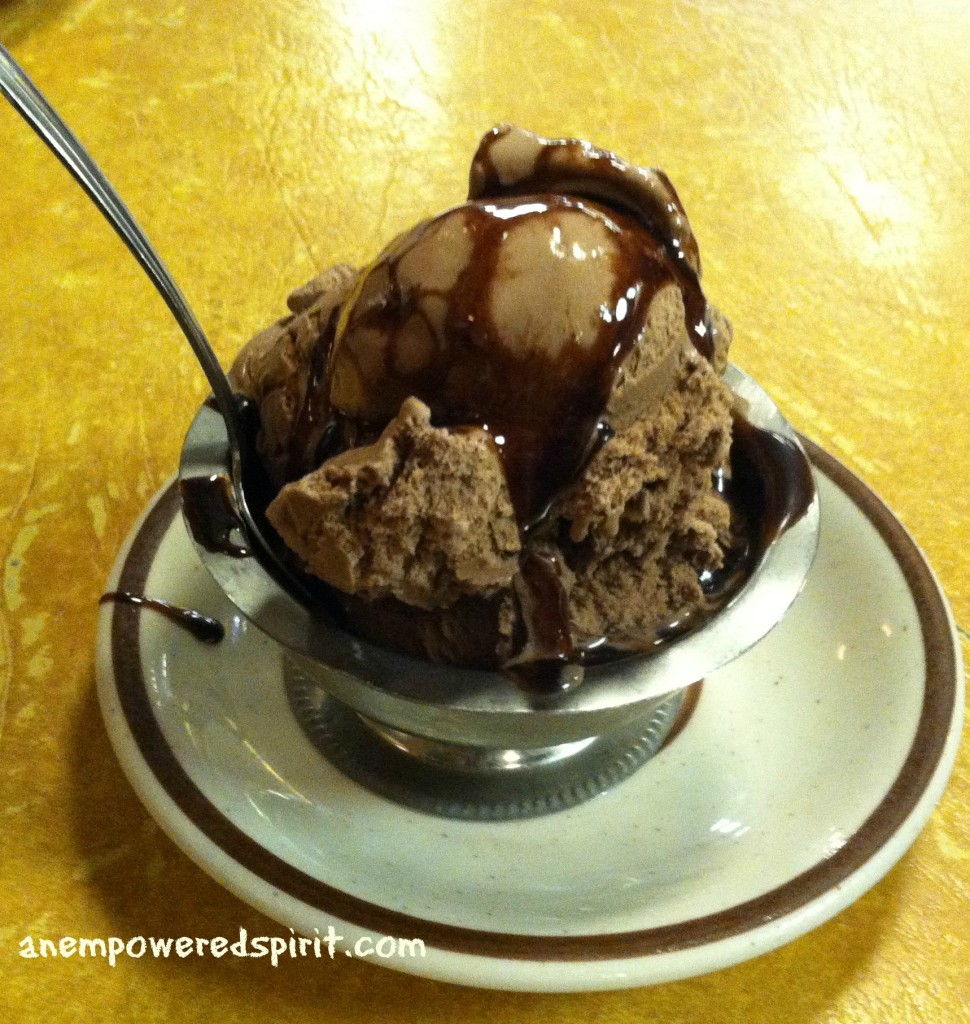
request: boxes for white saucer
[95,441,964,992]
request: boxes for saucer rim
[95,439,963,988]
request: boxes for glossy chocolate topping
[726,411,817,556]
[179,473,251,558]
[248,127,740,679]
[100,591,225,643]
[329,194,686,528]
[469,124,714,361]
[469,124,701,271]
[231,126,815,685]
[275,127,719,535]
[287,304,343,482]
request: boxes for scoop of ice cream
[231,126,736,670]
[230,263,358,486]
[265,396,521,609]
[468,123,731,368]
[326,193,696,528]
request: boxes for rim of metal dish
[178,364,820,748]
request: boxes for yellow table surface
[1,0,968,1019]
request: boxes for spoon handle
[0,43,238,425]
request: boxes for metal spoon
[0,42,303,595]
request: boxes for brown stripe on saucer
[107,441,957,962]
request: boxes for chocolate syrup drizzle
[193,128,815,692]
[100,591,225,643]
[309,149,718,677]
[179,473,252,558]
[330,195,681,531]
[567,411,817,671]
[287,304,344,482]
[469,125,715,362]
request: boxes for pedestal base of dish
[286,660,691,820]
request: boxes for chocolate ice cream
[230,126,737,672]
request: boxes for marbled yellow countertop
[1,0,968,1019]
